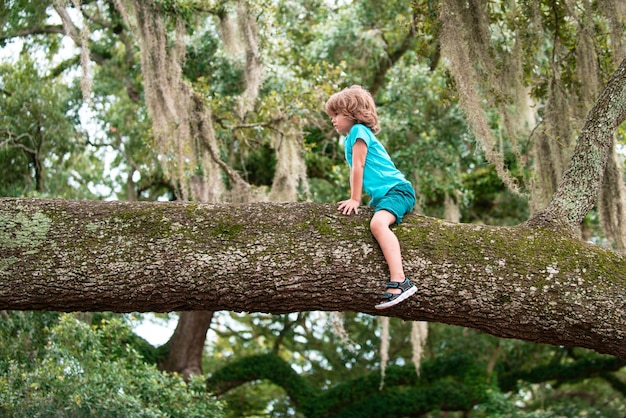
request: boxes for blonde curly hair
[325,85,381,134]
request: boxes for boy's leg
[370,210,405,294]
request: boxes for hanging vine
[437,0,626,250]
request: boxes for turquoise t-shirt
[344,124,411,206]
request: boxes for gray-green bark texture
[527,55,626,230]
[0,198,625,359]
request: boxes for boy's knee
[370,210,396,231]
[370,217,387,235]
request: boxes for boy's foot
[375,278,417,310]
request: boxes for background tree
[0,54,103,198]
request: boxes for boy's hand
[338,198,360,215]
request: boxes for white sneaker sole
[374,284,417,310]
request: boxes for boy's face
[331,113,355,135]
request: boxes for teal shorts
[372,182,416,224]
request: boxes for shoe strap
[385,279,410,291]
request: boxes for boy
[325,85,417,309]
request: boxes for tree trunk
[526,56,626,230]
[158,310,214,379]
[1,198,624,359]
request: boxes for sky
[131,313,178,346]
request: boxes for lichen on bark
[1,198,625,359]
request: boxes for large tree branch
[526,56,626,231]
[207,352,488,417]
[206,350,623,417]
[0,25,65,42]
[1,198,624,358]
[498,353,626,392]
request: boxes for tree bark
[1,198,624,359]
[526,56,626,230]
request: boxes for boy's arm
[338,139,367,215]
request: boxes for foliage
[377,54,476,215]
[204,314,626,417]
[0,54,106,199]
[0,312,224,417]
